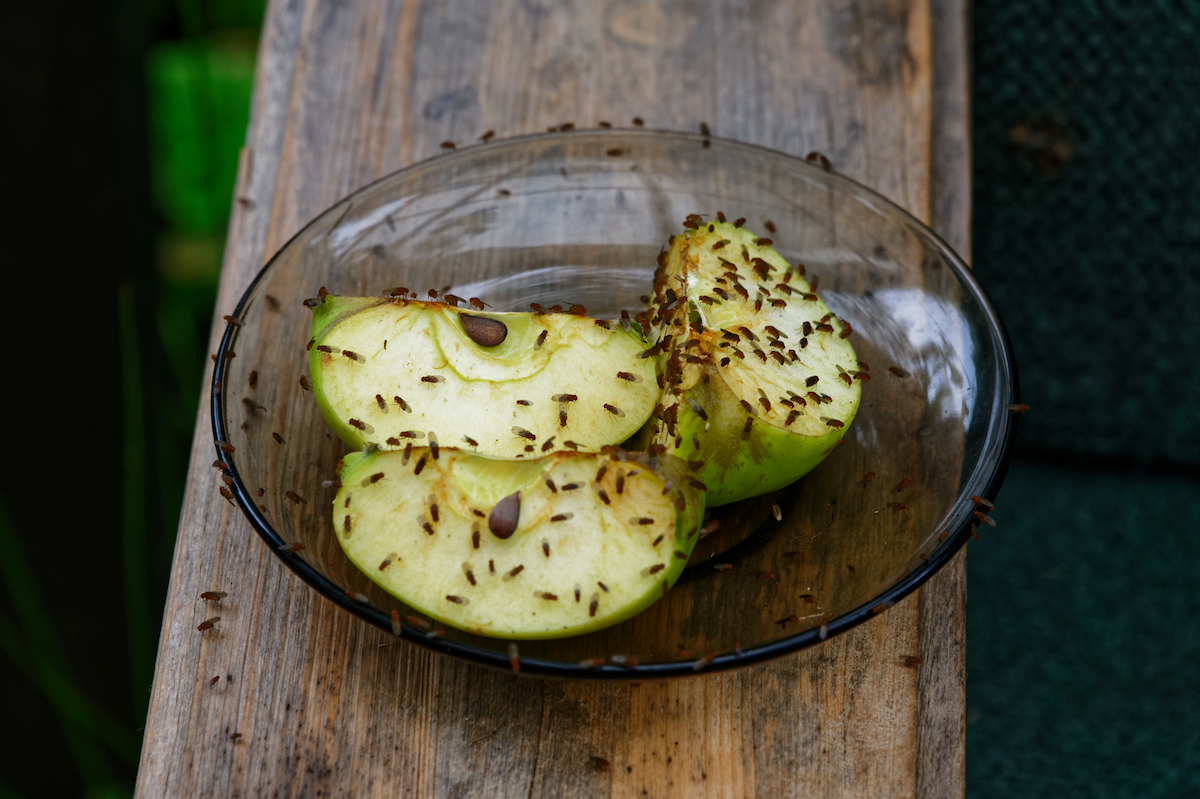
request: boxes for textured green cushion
[969,2,1200,794]
[967,458,1200,797]
[972,0,1200,464]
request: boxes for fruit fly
[197,617,220,632]
[974,511,998,527]
[805,151,834,171]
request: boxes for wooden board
[136,0,970,796]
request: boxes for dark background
[1,1,1197,796]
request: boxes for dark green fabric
[966,458,1200,797]
[969,1,1200,794]
[972,0,1200,465]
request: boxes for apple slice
[641,220,862,505]
[306,295,659,459]
[334,446,704,639]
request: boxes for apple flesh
[307,295,659,459]
[334,446,704,639]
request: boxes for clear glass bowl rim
[210,128,1022,679]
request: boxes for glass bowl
[212,129,1019,678]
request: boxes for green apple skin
[642,221,862,506]
[650,361,853,507]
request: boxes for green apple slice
[334,446,705,639]
[307,295,659,458]
[642,220,862,505]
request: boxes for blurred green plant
[147,27,258,561]
[149,35,256,246]
[0,2,264,797]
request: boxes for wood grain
[136,0,970,796]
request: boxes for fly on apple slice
[334,447,704,639]
[307,296,659,458]
[640,221,862,505]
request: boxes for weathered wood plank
[136,0,970,796]
[915,0,971,793]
